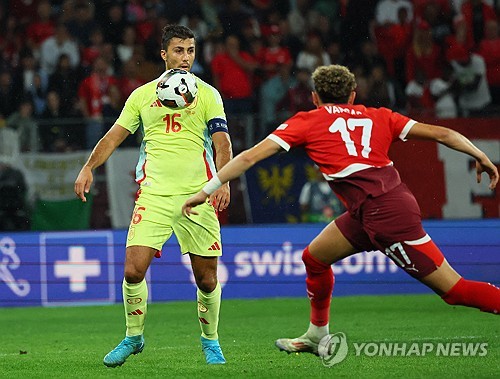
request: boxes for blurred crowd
[0,0,499,155]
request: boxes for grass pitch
[2,295,498,378]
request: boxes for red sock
[441,278,500,314]
[302,247,334,326]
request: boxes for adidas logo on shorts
[208,242,221,251]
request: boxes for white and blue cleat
[103,335,145,367]
[201,336,226,364]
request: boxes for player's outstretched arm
[74,124,131,202]
[406,122,499,190]
[182,138,282,216]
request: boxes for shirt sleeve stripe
[404,234,431,245]
[399,120,417,141]
[266,134,290,151]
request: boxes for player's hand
[476,155,498,190]
[209,183,230,212]
[182,191,209,217]
[74,166,93,202]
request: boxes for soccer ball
[156,68,198,108]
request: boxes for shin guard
[302,247,334,326]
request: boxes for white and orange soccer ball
[156,68,198,108]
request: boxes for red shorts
[335,183,444,279]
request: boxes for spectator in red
[135,3,159,44]
[257,25,293,80]
[78,56,118,118]
[405,20,444,84]
[26,0,55,53]
[211,34,259,147]
[375,6,412,84]
[477,20,500,105]
[77,56,118,148]
[445,16,474,65]
[460,0,498,47]
[211,34,258,108]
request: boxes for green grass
[2,295,498,378]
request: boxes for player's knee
[124,267,146,284]
[195,274,217,293]
[302,247,330,274]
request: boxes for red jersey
[269,104,416,213]
[477,39,500,86]
[211,51,256,99]
[78,73,119,117]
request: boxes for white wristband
[202,174,222,195]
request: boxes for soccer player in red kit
[182,65,500,355]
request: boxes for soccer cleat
[275,334,319,355]
[103,335,145,367]
[201,336,226,364]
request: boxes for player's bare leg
[419,259,461,295]
[276,221,357,355]
[190,254,226,364]
[103,246,156,367]
[420,259,500,314]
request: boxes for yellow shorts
[126,191,222,257]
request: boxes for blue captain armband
[207,118,228,135]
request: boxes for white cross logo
[54,246,101,293]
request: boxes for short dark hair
[312,65,357,104]
[161,24,195,49]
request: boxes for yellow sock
[123,278,148,336]
[197,282,221,340]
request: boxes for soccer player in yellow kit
[74,25,232,367]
